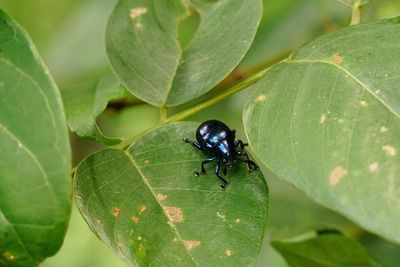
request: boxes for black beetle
[184,120,258,190]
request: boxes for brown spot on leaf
[329,166,348,186]
[380,126,388,133]
[144,159,150,164]
[217,212,226,222]
[130,7,147,18]
[131,217,140,224]
[332,54,343,64]
[383,145,396,156]
[369,162,379,172]
[156,194,167,201]
[226,249,233,256]
[163,206,184,223]
[112,207,121,217]
[2,251,15,260]
[320,114,326,124]
[255,94,267,102]
[139,205,147,213]
[235,218,241,224]
[182,240,201,250]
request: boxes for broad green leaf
[75,122,268,266]
[106,0,262,107]
[62,75,127,145]
[272,231,384,267]
[0,10,71,266]
[244,18,400,243]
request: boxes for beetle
[183,120,258,190]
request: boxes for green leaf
[106,0,262,107]
[62,75,127,145]
[75,122,268,266]
[272,231,384,267]
[244,18,400,243]
[0,10,71,266]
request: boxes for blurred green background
[1,0,399,266]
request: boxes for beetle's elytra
[184,120,258,190]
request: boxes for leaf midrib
[123,150,199,266]
[0,123,57,202]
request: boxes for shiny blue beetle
[184,120,258,190]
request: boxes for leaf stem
[166,69,268,123]
[350,2,362,26]
[116,67,269,150]
[160,106,168,121]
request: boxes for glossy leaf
[106,0,262,106]
[62,75,127,145]
[0,10,71,266]
[272,231,384,267]
[75,122,268,266]
[244,18,400,243]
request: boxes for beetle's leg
[215,160,229,191]
[194,157,216,176]
[222,162,228,176]
[235,139,248,150]
[236,151,258,171]
[183,138,202,151]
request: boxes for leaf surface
[75,122,268,266]
[0,10,71,266]
[62,75,127,145]
[106,0,262,106]
[272,232,384,267]
[244,18,400,243]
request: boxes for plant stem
[116,67,270,150]
[350,2,362,26]
[160,106,168,121]
[166,69,268,123]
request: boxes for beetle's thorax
[196,120,237,162]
